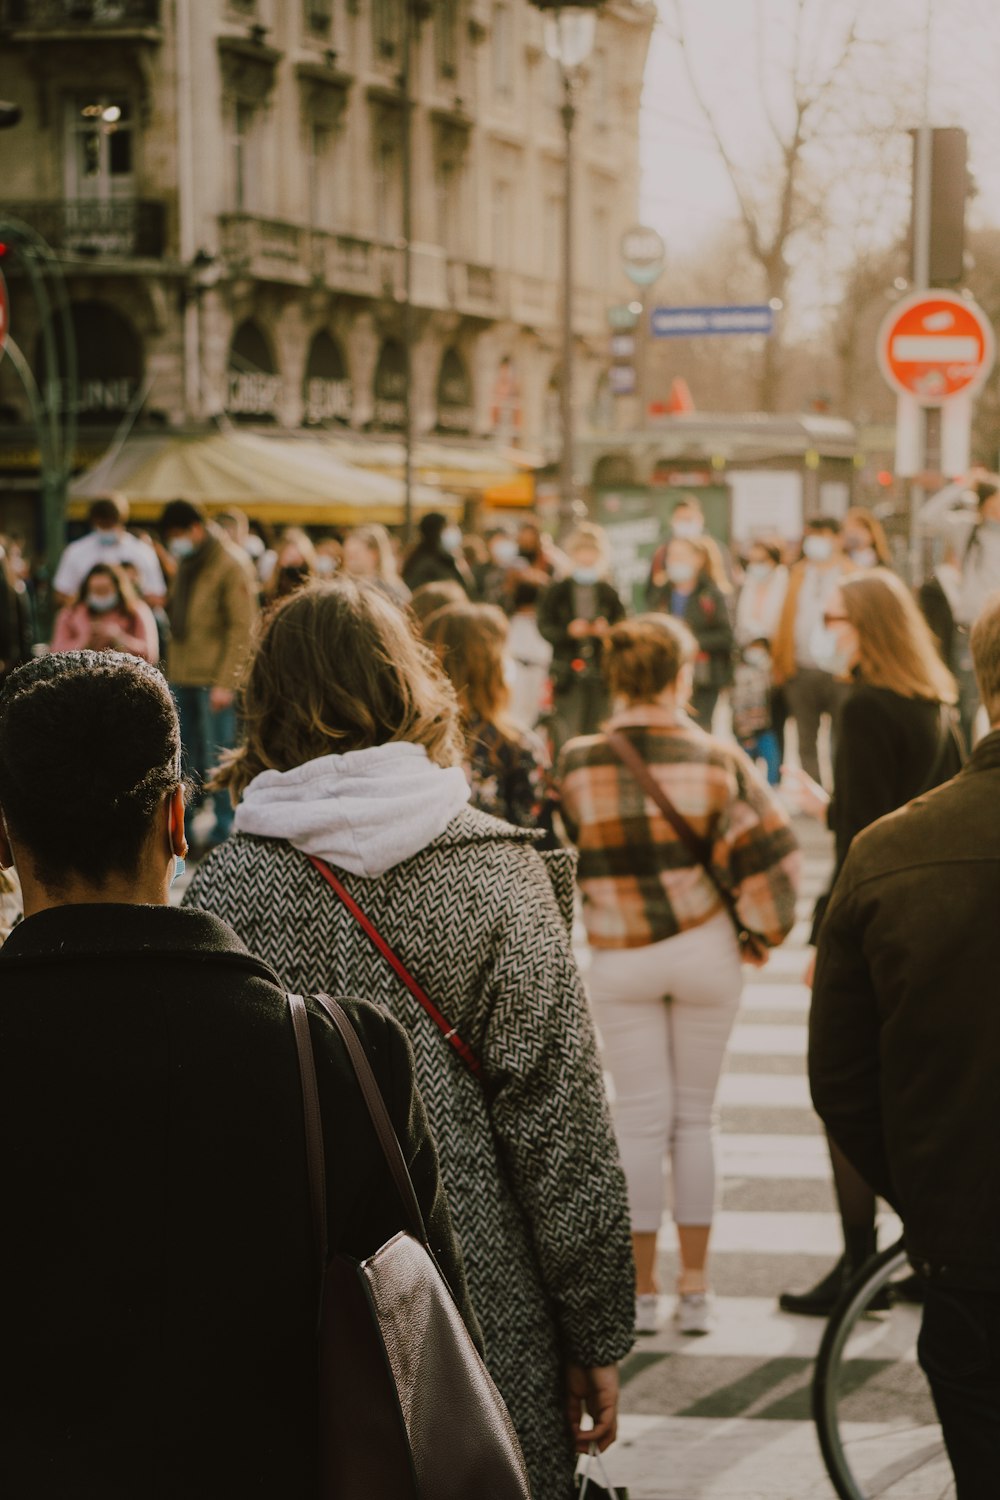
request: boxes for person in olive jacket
[0,650,476,1499]
[646,535,734,728]
[809,592,1000,1497]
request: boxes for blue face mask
[171,855,186,885]
[169,536,197,561]
[87,593,118,614]
[573,566,601,585]
[95,530,119,548]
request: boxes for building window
[372,0,402,60]
[492,180,511,270]
[492,3,513,100]
[65,95,134,201]
[436,0,459,80]
[303,0,333,37]
[374,133,402,241]
[308,123,337,230]
[436,157,466,255]
[232,102,261,213]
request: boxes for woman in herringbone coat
[185,580,635,1499]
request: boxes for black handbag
[287,991,532,1500]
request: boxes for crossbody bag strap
[308,855,483,1081]
[605,729,741,927]
[287,991,328,1290]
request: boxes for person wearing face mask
[262,528,318,608]
[51,562,159,664]
[53,494,166,609]
[770,516,855,784]
[646,537,734,730]
[735,541,789,646]
[313,531,344,580]
[401,511,477,596]
[159,500,259,852]
[559,614,800,1337]
[537,523,626,751]
[841,507,894,572]
[478,528,521,607]
[647,498,733,605]
[779,569,964,1318]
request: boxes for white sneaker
[634,1293,662,1335]
[674,1291,713,1336]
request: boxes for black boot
[779,1255,850,1317]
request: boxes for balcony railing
[3,199,167,258]
[2,0,162,30]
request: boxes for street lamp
[531,1,601,528]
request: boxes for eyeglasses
[822,612,849,627]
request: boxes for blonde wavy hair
[212,579,464,800]
[423,602,518,739]
[840,570,957,703]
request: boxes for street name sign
[877,289,995,404]
[651,304,774,338]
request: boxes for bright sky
[639,0,1000,295]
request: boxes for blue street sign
[651,304,775,338]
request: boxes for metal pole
[401,2,415,544]
[560,72,576,530]
[908,0,933,585]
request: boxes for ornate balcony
[1,0,162,33]
[3,199,167,258]
[448,259,499,318]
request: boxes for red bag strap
[308,856,483,1081]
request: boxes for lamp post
[531,2,601,530]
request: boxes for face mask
[848,546,877,568]
[803,535,834,563]
[87,593,118,614]
[168,536,196,561]
[244,535,265,560]
[314,554,337,577]
[171,855,186,885]
[809,622,852,675]
[668,561,696,585]
[573,566,601,586]
[672,518,702,541]
[279,565,309,589]
[492,538,519,567]
[95,530,119,548]
[745,562,772,581]
[744,647,770,669]
[442,526,463,555]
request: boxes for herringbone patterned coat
[185,809,634,1499]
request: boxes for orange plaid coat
[558,706,801,950]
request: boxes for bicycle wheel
[813,1242,954,1500]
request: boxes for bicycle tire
[812,1241,952,1500]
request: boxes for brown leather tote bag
[287,991,533,1500]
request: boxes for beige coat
[166,537,258,689]
[771,556,855,685]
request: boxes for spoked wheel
[812,1242,955,1500]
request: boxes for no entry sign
[0,267,7,363]
[877,289,995,404]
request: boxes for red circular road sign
[0,267,8,362]
[877,290,995,404]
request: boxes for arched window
[303,331,352,425]
[372,339,407,430]
[436,347,472,434]
[227,319,281,423]
[36,300,143,424]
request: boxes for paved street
[591,816,901,1500]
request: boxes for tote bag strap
[308,855,483,1081]
[287,991,429,1262]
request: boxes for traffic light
[910,127,968,286]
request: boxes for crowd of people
[2,474,999,1495]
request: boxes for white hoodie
[233,741,470,878]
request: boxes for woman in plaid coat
[559,614,800,1337]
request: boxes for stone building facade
[0,0,654,530]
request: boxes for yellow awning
[482,474,536,509]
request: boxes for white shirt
[53,530,166,601]
[735,565,789,645]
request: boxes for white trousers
[589,911,743,1233]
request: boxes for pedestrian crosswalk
[596,817,885,1500]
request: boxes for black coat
[810,731,1000,1288]
[646,575,734,688]
[811,683,962,941]
[0,903,474,1498]
[401,546,473,595]
[537,577,626,685]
